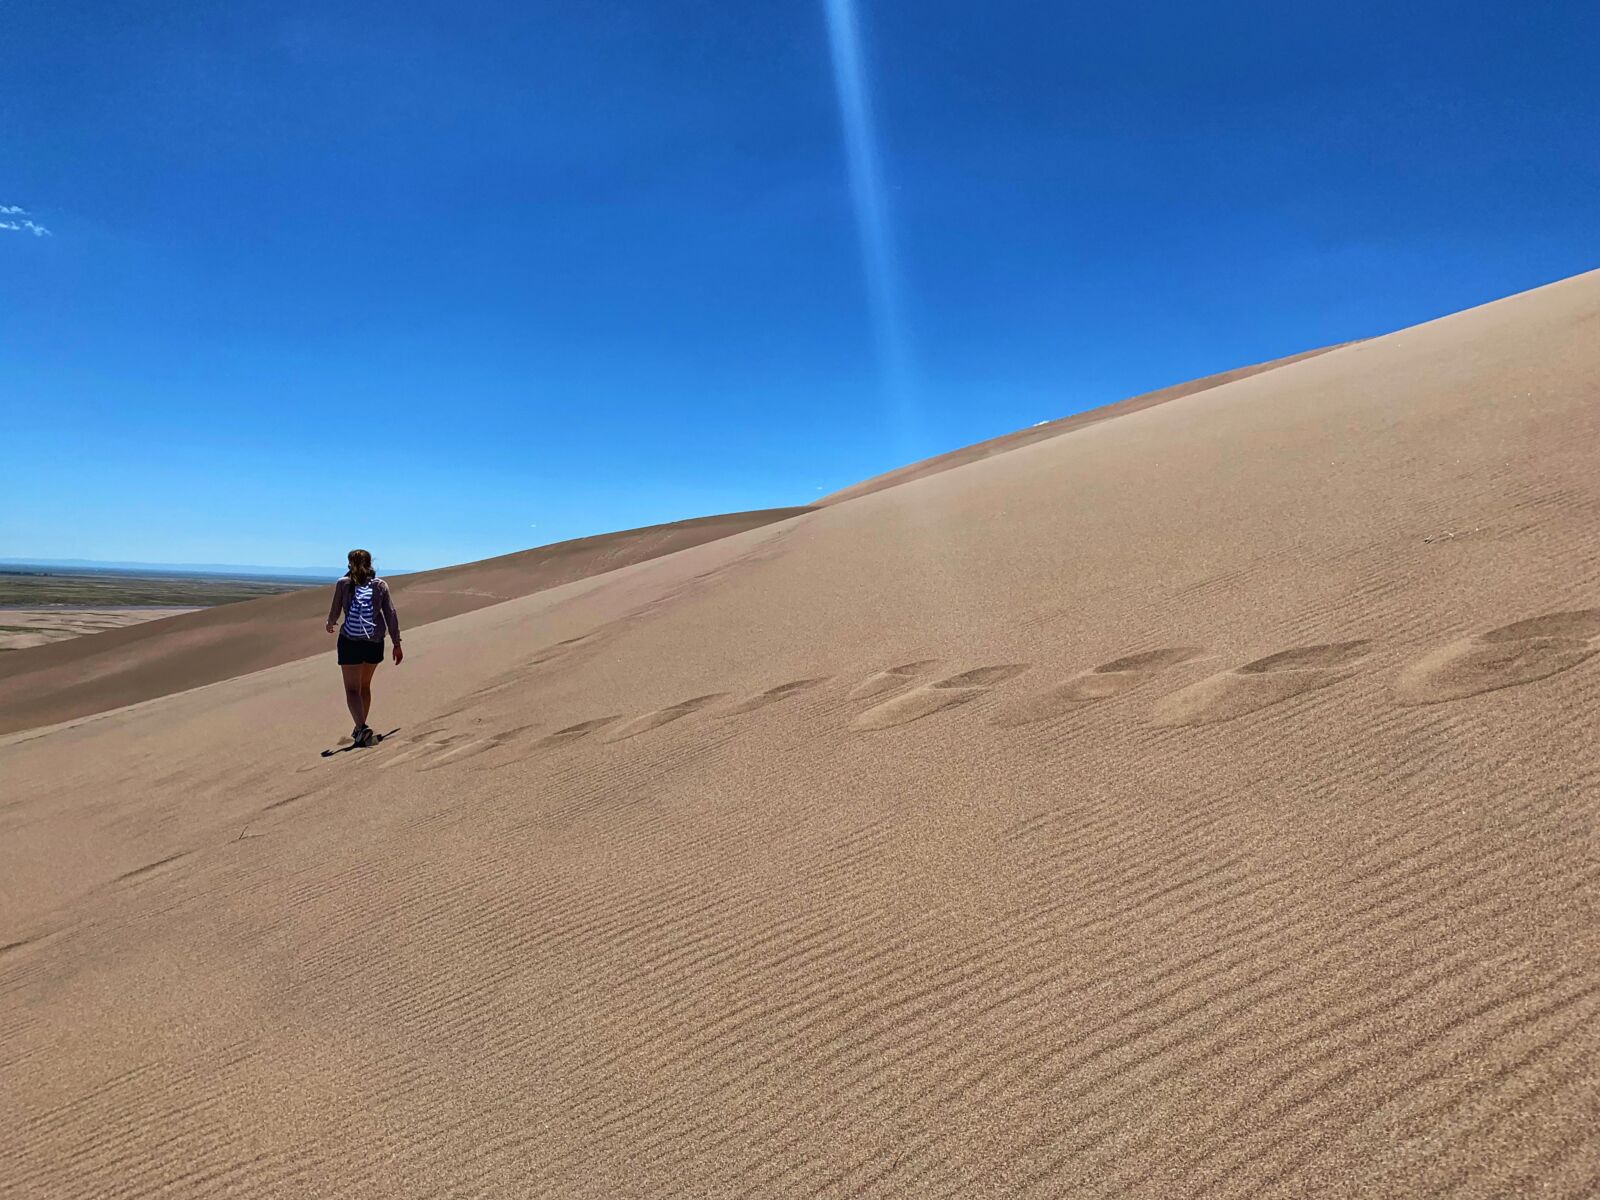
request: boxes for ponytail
[346,548,375,587]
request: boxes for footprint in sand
[534,715,622,749]
[422,708,644,766]
[722,678,828,715]
[524,633,594,668]
[378,730,468,770]
[848,661,939,700]
[992,647,1203,727]
[854,665,1029,731]
[1394,609,1600,705]
[407,714,606,770]
[415,728,542,771]
[604,694,726,743]
[116,851,193,885]
[1151,641,1371,727]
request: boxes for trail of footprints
[374,608,1600,771]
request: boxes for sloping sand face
[0,508,812,735]
[5,272,1600,1197]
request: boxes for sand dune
[0,507,809,735]
[4,271,1600,1196]
[819,341,1350,505]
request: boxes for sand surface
[0,607,200,653]
[4,272,1600,1196]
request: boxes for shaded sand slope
[819,341,1349,505]
[0,507,809,735]
[5,270,1600,1197]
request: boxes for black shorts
[337,635,385,666]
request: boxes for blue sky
[3,1,1596,572]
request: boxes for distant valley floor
[0,607,202,653]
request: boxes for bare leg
[358,662,380,726]
[341,663,366,729]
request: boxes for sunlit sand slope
[820,341,1349,505]
[4,271,1600,1197]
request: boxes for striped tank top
[343,582,378,639]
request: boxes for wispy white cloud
[0,206,50,236]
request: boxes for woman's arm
[378,581,401,643]
[325,580,345,634]
[378,581,403,663]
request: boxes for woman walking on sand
[326,549,403,747]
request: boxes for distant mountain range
[0,558,359,582]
